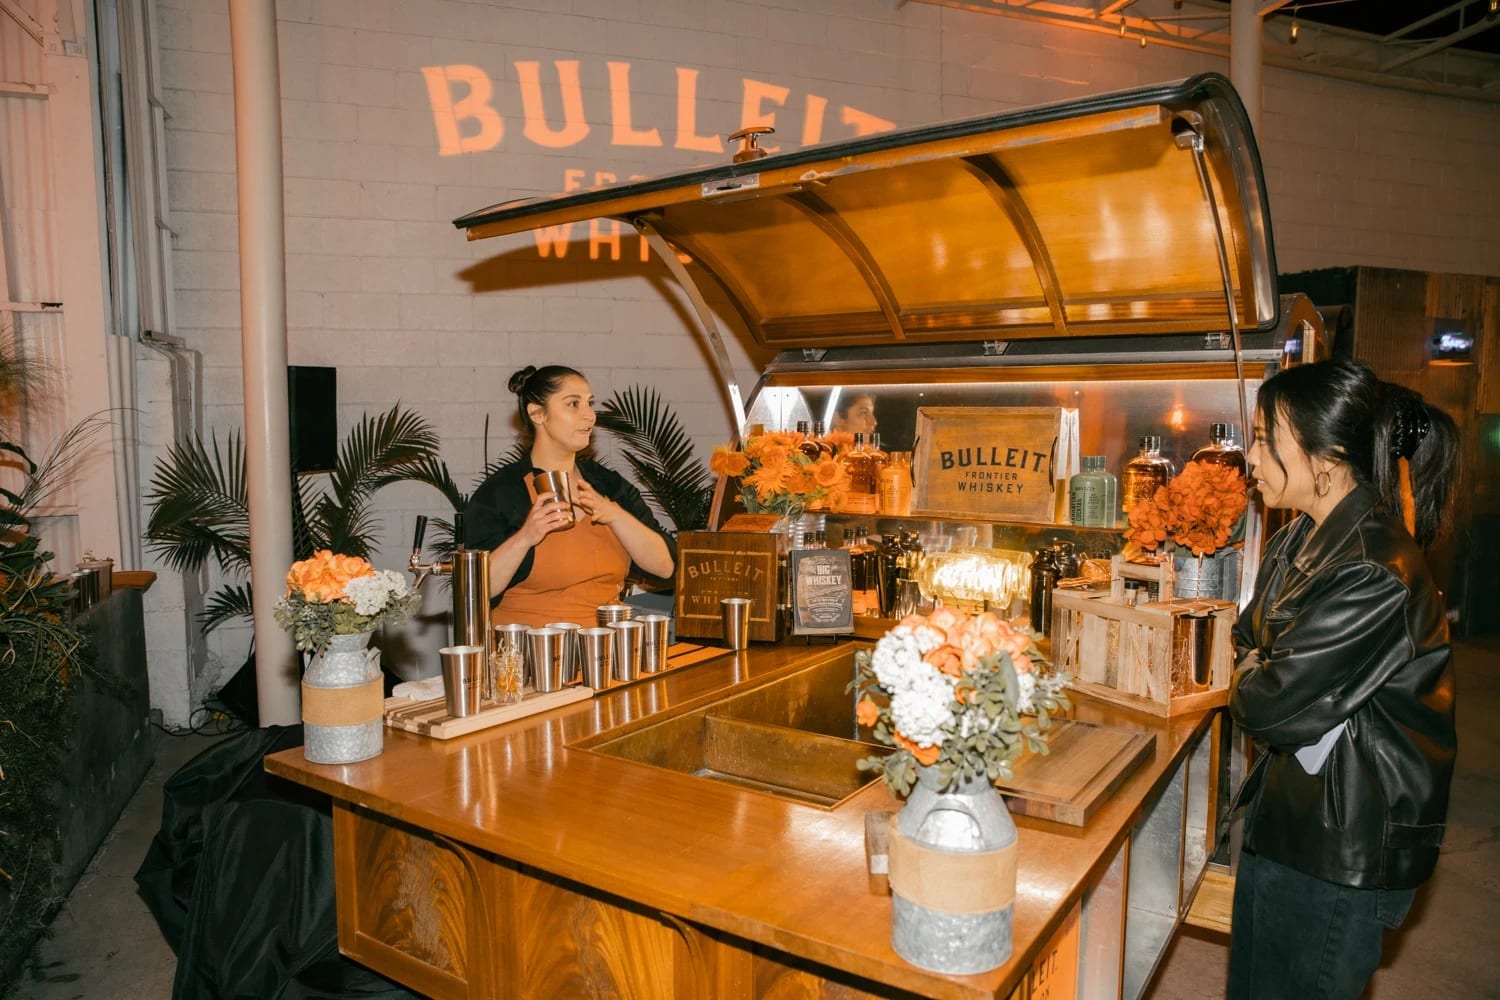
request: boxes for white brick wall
[151,0,1498,712]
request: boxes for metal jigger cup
[577,627,615,690]
[530,469,576,524]
[544,621,582,683]
[526,627,567,694]
[595,603,633,627]
[494,623,532,687]
[637,614,671,673]
[608,620,645,682]
[440,644,485,718]
[720,597,752,650]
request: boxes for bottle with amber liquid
[868,432,889,501]
[843,432,879,515]
[1120,435,1174,522]
[1191,422,1247,476]
[848,530,880,616]
[879,451,912,516]
[796,420,821,461]
[812,420,835,459]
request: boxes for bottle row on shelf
[1069,422,1247,528]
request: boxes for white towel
[391,675,445,702]
[1295,721,1347,775]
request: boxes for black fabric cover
[135,726,413,1000]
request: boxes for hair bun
[507,366,537,395]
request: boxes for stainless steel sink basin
[577,648,891,808]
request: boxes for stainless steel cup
[70,569,97,613]
[530,469,576,524]
[493,623,532,691]
[638,614,671,673]
[577,627,615,690]
[544,621,582,683]
[720,597,752,650]
[609,620,645,682]
[526,627,567,693]
[595,603,633,626]
[440,644,485,718]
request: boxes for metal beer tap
[408,514,451,591]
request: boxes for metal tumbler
[720,597,752,650]
[544,621,582,683]
[609,620,645,682]
[527,627,568,693]
[530,469,576,524]
[577,627,615,690]
[638,614,671,673]
[440,644,485,718]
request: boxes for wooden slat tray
[385,686,593,739]
[996,719,1156,826]
[384,642,728,739]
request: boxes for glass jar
[1029,547,1059,636]
[1121,435,1173,521]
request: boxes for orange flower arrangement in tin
[1123,460,1249,558]
[709,429,848,517]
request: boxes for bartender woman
[463,365,675,627]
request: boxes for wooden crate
[1051,588,1236,717]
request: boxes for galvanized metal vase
[1172,550,1224,600]
[302,630,385,764]
[889,765,1017,975]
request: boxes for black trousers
[1227,849,1415,1000]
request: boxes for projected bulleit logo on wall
[421,60,895,261]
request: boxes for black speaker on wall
[288,365,337,473]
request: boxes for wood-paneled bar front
[267,639,1225,999]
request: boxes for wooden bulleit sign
[912,406,1079,524]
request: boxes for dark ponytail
[1373,383,1458,547]
[508,364,584,442]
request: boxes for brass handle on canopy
[728,125,775,163]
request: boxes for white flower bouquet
[853,605,1070,797]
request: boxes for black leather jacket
[1230,485,1454,890]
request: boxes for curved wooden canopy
[455,73,1278,351]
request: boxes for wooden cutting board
[997,719,1155,826]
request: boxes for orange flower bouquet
[709,429,848,517]
[272,550,421,654]
[852,606,1070,797]
[1123,460,1249,558]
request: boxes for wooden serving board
[384,686,593,739]
[996,719,1155,826]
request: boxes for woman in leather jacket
[1227,360,1459,999]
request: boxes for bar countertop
[266,639,1217,999]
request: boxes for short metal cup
[577,627,615,690]
[526,627,567,693]
[530,469,576,524]
[609,620,645,682]
[493,623,532,686]
[440,644,485,718]
[720,597,752,650]
[638,614,671,673]
[544,621,582,683]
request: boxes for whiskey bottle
[843,432,879,515]
[1121,435,1173,522]
[1191,422,1247,476]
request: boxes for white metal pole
[228,0,298,726]
[1229,0,1263,136]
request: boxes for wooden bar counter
[266,640,1224,1000]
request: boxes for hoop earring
[1314,469,1332,498]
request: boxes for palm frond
[12,414,109,516]
[597,387,714,531]
[314,405,441,545]
[199,583,255,634]
[385,453,467,511]
[144,432,252,575]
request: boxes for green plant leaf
[596,386,714,532]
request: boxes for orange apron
[491,514,631,629]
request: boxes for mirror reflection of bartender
[463,365,675,628]
[832,392,877,437]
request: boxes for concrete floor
[16,639,1500,999]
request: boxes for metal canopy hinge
[800,348,827,363]
[981,340,1008,357]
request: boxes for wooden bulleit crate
[1051,557,1236,717]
